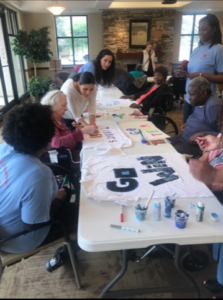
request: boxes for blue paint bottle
[153,201,161,221]
[165,201,171,218]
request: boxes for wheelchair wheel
[181,250,209,272]
[149,116,178,136]
[165,99,174,112]
[45,163,80,203]
[165,96,174,112]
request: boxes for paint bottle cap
[211,213,219,222]
[198,201,205,207]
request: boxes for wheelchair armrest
[47,147,80,164]
[50,147,80,164]
[148,107,155,117]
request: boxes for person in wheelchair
[168,77,222,156]
[41,90,98,165]
[0,103,79,270]
[168,63,187,103]
[120,66,169,115]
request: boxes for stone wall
[102,9,176,73]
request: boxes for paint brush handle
[139,129,146,141]
[144,190,155,209]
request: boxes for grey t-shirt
[182,95,222,141]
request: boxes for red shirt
[51,118,84,150]
[136,85,160,104]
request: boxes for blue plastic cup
[175,210,189,229]
[134,203,148,221]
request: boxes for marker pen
[110,224,140,233]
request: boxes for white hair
[41,90,65,107]
[188,77,212,94]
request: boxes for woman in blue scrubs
[184,14,223,123]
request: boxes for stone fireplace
[102,9,175,73]
[127,64,137,72]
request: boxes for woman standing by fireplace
[140,41,156,77]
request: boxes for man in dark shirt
[168,77,222,156]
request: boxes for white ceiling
[1,0,223,14]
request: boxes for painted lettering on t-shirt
[101,126,117,143]
[0,160,9,187]
[106,168,139,192]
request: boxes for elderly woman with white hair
[41,90,98,150]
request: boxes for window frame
[0,4,26,113]
[54,15,89,67]
[179,14,206,62]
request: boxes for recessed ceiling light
[207,9,212,11]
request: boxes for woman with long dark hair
[78,49,115,87]
[60,71,97,129]
[183,14,223,123]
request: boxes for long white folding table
[78,86,223,298]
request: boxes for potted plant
[27,74,51,103]
[11,26,53,102]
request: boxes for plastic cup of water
[134,203,148,221]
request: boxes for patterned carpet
[0,244,173,298]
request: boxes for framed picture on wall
[129,20,151,48]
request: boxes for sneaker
[46,253,65,272]
[46,245,70,272]
[54,245,69,258]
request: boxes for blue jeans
[213,243,223,284]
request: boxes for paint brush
[144,190,155,209]
[138,129,147,143]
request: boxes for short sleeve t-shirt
[78,61,96,77]
[0,143,58,253]
[185,44,223,103]
[61,79,97,121]
[129,71,145,79]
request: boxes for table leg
[99,245,200,299]
[174,244,200,298]
[99,249,129,299]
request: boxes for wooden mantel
[116,51,164,59]
[116,52,141,59]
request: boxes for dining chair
[0,220,81,289]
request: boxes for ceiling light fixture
[47,0,66,15]
[162,0,177,4]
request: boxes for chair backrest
[55,71,71,88]
[170,77,186,95]
[73,64,83,73]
